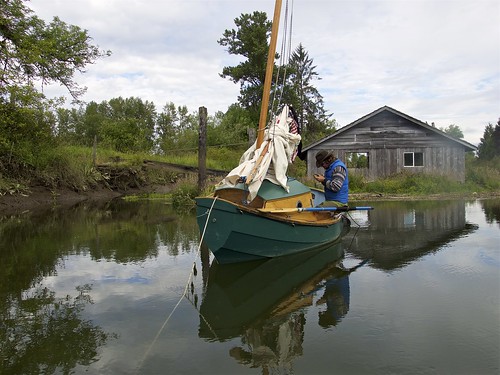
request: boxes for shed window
[404,152,423,167]
[346,152,369,168]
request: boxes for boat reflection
[345,200,478,271]
[199,240,365,371]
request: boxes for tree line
[54,98,254,154]
[1,0,498,182]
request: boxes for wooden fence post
[198,106,207,191]
[247,127,256,147]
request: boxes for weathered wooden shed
[302,106,477,182]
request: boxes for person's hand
[314,173,325,183]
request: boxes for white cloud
[30,0,499,145]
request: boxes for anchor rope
[183,292,219,340]
[344,212,360,250]
[136,196,218,373]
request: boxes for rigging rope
[136,196,218,373]
[269,0,294,128]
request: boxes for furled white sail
[217,105,301,201]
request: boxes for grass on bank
[1,145,499,200]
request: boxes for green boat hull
[196,197,345,264]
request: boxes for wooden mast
[256,0,282,149]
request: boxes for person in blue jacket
[313,150,349,207]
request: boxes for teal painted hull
[196,197,345,264]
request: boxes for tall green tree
[98,97,157,152]
[0,0,110,175]
[79,101,105,146]
[209,104,253,147]
[477,119,500,160]
[286,43,333,143]
[440,124,464,139]
[218,13,334,144]
[156,102,179,153]
[0,0,110,102]
[156,102,197,154]
[218,11,275,124]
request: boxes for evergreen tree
[477,119,500,160]
[218,13,334,144]
[218,11,276,125]
[286,43,333,143]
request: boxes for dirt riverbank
[1,182,497,218]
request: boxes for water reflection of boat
[346,200,478,271]
[199,240,365,371]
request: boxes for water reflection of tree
[480,199,500,227]
[84,200,200,261]
[0,284,114,375]
[229,313,305,373]
[0,199,199,373]
[0,200,200,272]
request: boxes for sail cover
[217,105,302,202]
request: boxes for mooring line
[136,197,218,373]
[183,293,219,340]
[344,211,361,251]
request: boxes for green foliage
[217,13,335,144]
[285,44,334,143]
[157,102,197,153]
[347,173,366,192]
[288,158,307,178]
[440,124,464,139]
[353,172,482,196]
[218,11,272,124]
[0,87,57,168]
[0,0,110,188]
[477,119,500,161]
[208,104,253,147]
[171,182,198,209]
[346,152,369,168]
[72,97,157,152]
[33,148,86,189]
[0,0,110,102]
[207,147,246,170]
[465,156,500,191]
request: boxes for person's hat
[315,150,334,167]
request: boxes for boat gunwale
[196,195,341,227]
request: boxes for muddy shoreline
[1,184,497,218]
[0,184,166,217]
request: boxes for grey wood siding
[305,108,475,182]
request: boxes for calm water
[1,198,499,375]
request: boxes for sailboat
[196,0,369,264]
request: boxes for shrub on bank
[466,156,500,191]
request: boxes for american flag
[288,107,301,162]
[289,113,299,135]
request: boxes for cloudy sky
[30,0,499,146]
